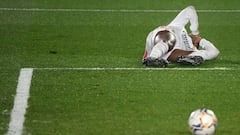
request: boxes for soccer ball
[188,108,218,135]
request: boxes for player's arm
[168,6,199,35]
[189,34,202,48]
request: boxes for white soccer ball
[188,108,218,135]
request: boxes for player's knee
[208,48,220,60]
[214,48,220,58]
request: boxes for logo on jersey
[181,31,191,49]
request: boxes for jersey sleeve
[168,6,199,35]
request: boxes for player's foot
[143,57,168,68]
[176,56,204,66]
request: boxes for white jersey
[143,6,200,60]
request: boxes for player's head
[154,26,176,51]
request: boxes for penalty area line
[6,68,33,135]
[0,8,240,13]
[32,67,239,71]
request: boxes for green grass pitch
[1,0,240,135]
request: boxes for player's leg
[167,49,193,62]
[167,39,219,66]
[188,39,219,60]
[142,31,169,67]
[167,49,204,66]
[143,31,154,60]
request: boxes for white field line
[0,8,240,13]
[32,67,240,71]
[6,68,33,135]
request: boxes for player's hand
[189,34,201,48]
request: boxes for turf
[0,0,240,135]
[24,70,240,135]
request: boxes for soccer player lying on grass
[142,6,219,67]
